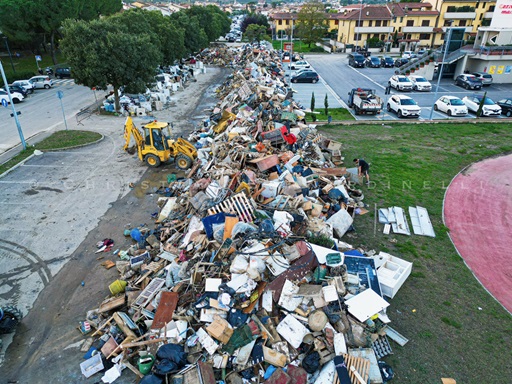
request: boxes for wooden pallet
[334,353,370,384]
[207,193,254,222]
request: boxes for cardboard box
[206,316,233,344]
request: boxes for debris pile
[78,45,413,384]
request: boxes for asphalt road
[0,78,98,153]
[304,53,512,121]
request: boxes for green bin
[137,354,155,375]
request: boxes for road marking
[348,66,386,90]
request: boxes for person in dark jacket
[354,158,370,185]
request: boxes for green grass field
[320,121,512,384]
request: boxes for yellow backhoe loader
[123,117,197,170]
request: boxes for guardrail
[76,99,103,125]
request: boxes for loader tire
[0,306,23,334]
[145,154,161,167]
[176,154,192,170]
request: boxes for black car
[55,67,72,79]
[365,56,381,68]
[4,84,28,97]
[455,74,482,90]
[348,53,365,68]
[290,71,319,83]
[394,58,409,67]
[381,56,395,68]
[497,98,512,117]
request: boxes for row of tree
[58,6,230,111]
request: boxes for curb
[0,154,36,179]
[0,133,105,180]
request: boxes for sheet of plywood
[151,291,178,330]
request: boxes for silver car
[12,79,35,94]
[472,72,493,86]
[29,75,53,89]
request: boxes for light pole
[356,0,363,50]
[3,36,16,73]
[429,22,453,120]
[0,61,26,150]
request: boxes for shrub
[8,70,37,83]
[309,46,325,52]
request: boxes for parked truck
[347,88,383,115]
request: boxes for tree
[170,12,209,55]
[244,24,267,43]
[324,94,329,116]
[185,5,231,42]
[296,1,328,48]
[241,13,269,33]
[109,9,185,66]
[310,92,316,111]
[0,0,122,64]
[61,17,161,112]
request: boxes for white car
[289,60,310,71]
[0,89,24,104]
[12,80,35,94]
[462,95,501,117]
[434,96,468,116]
[388,75,413,91]
[409,75,432,92]
[29,75,53,89]
[387,94,421,118]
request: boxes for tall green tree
[0,0,122,64]
[241,13,269,33]
[61,17,161,112]
[296,1,328,48]
[185,5,230,42]
[109,9,185,65]
[244,24,267,43]
[169,12,209,55]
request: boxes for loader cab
[140,121,171,166]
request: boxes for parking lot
[303,54,512,121]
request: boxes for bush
[8,70,37,83]
[309,46,325,52]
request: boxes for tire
[397,110,403,118]
[387,104,391,112]
[312,79,318,83]
[447,110,452,116]
[465,83,469,89]
[354,107,360,115]
[56,75,61,79]
[506,110,512,117]
[0,305,23,334]
[13,98,21,104]
[292,79,297,83]
[144,154,161,167]
[44,84,50,89]
[434,104,438,111]
[175,154,193,170]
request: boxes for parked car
[55,67,72,79]
[365,56,381,68]
[29,75,53,89]
[434,96,468,116]
[291,68,312,77]
[348,53,365,68]
[289,60,310,70]
[12,80,34,94]
[387,94,421,118]
[388,75,413,91]
[497,98,512,117]
[462,95,501,116]
[3,84,28,97]
[455,74,482,90]
[402,51,417,59]
[380,56,395,68]
[0,89,24,104]
[409,75,432,92]
[394,58,409,67]
[290,71,319,83]
[417,49,427,56]
[472,72,493,86]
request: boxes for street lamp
[3,36,16,73]
[429,22,454,120]
[356,0,363,50]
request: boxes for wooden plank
[98,295,126,313]
[341,353,370,384]
[151,292,179,330]
[113,312,137,339]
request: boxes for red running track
[444,154,512,313]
